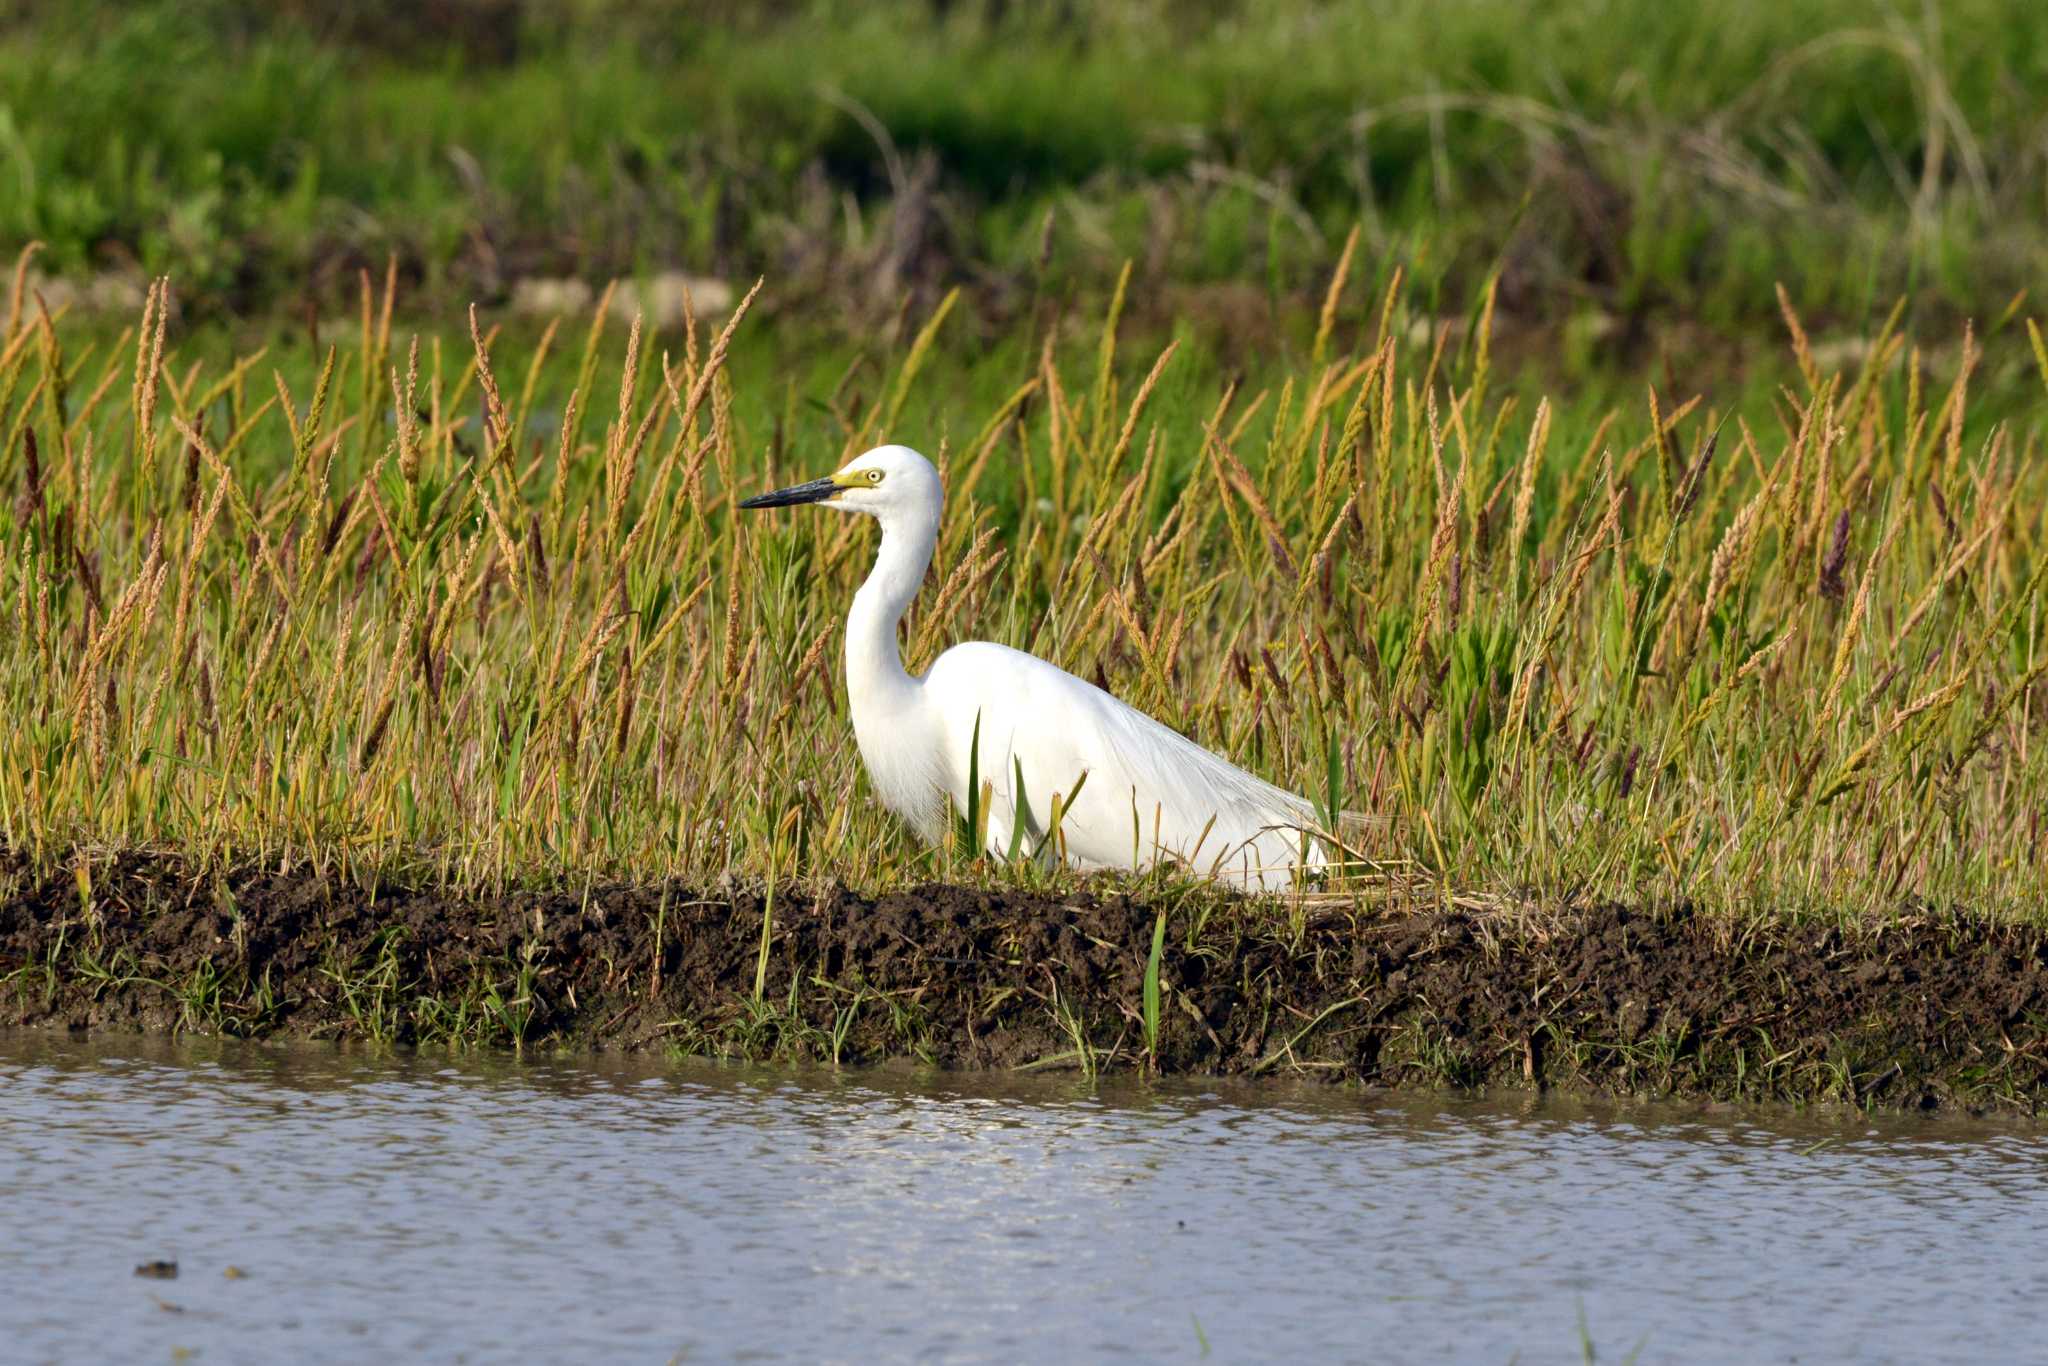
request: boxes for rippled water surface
[3,1033,2043,1364]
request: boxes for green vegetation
[4,0,2046,336]
[2,242,2043,919]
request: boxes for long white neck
[845,514,936,707]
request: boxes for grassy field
[5,0,2047,336]
[3,241,2044,921]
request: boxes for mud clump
[3,850,2044,1113]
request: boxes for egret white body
[740,445,1324,888]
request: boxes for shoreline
[3,851,2044,1115]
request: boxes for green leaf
[1143,906,1167,1058]
[956,709,983,858]
[1007,755,1032,862]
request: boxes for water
[2,1034,2042,1364]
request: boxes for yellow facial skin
[831,466,887,492]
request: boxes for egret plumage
[739,444,1329,889]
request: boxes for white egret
[739,444,1331,889]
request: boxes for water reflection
[2,1032,2042,1363]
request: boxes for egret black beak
[738,476,841,509]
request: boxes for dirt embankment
[3,851,2044,1113]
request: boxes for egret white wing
[923,642,1318,885]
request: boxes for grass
[4,0,2047,335]
[0,231,2045,923]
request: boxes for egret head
[737,444,941,529]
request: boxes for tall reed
[2,250,2043,919]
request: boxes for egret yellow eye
[866,469,884,484]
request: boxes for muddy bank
[3,851,2045,1113]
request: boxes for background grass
[4,0,2046,339]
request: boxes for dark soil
[4,850,2046,1113]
